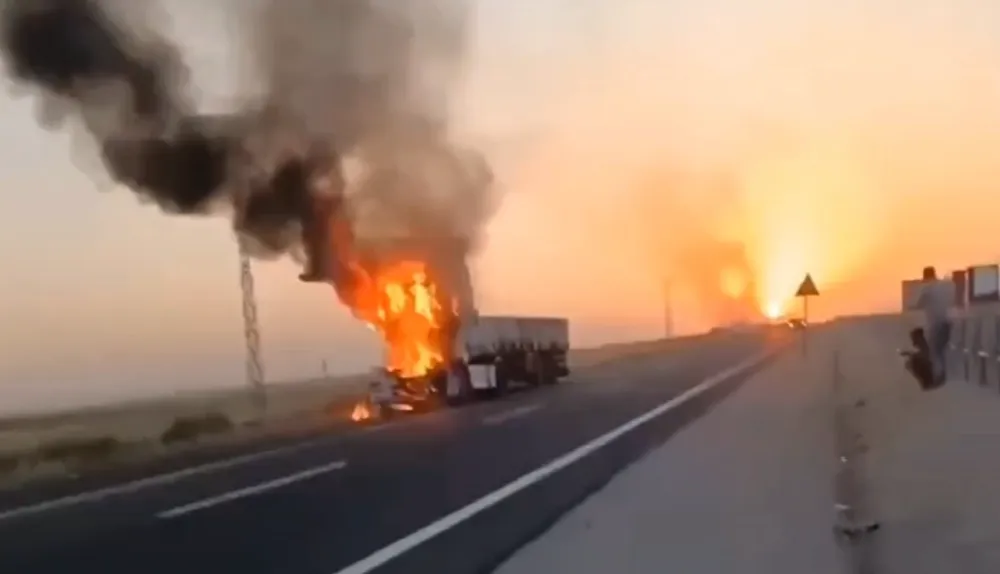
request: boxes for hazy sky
[3,0,1000,413]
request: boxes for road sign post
[795,273,820,355]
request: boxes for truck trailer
[364,315,570,417]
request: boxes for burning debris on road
[0,0,497,381]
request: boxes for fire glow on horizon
[739,147,882,319]
[504,0,1000,330]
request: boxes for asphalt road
[0,331,783,574]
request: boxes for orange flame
[366,260,449,378]
[325,215,454,382]
[350,401,372,421]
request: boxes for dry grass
[0,374,370,486]
[0,333,732,487]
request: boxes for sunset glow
[764,301,782,321]
[491,0,1000,331]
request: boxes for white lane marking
[330,350,773,574]
[0,420,399,523]
[481,404,543,426]
[157,460,348,519]
[0,441,325,523]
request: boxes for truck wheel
[539,357,558,385]
[445,363,473,407]
[493,362,510,398]
[379,403,394,420]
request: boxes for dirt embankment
[0,331,742,487]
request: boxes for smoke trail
[1,0,221,207]
[0,0,496,288]
[253,0,496,255]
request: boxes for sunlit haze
[2,0,1000,413]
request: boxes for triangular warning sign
[795,273,820,297]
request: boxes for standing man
[915,266,954,384]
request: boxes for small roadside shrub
[160,412,233,445]
[37,436,120,465]
[0,454,19,474]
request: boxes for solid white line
[157,460,348,519]
[330,351,773,574]
[481,404,543,426]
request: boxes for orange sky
[475,0,1000,332]
[5,0,1000,410]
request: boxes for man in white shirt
[915,266,954,384]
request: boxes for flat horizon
[4,0,1000,415]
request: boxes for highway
[0,332,780,574]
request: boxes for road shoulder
[495,329,842,574]
[836,315,1000,574]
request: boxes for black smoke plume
[0,0,495,289]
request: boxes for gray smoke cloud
[0,0,496,300]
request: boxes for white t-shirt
[916,280,953,325]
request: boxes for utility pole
[663,278,674,338]
[238,237,267,417]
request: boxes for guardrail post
[989,315,1000,389]
[994,316,1000,391]
[952,318,967,382]
[981,315,993,387]
[963,317,975,382]
[948,319,961,381]
[965,317,979,384]
[974,317,988,386]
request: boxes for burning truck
[298,194,570,420]
[356,312,571,421]
[0,0,569,421]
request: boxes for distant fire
[719,266,750,299]
[764,300,782,320]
